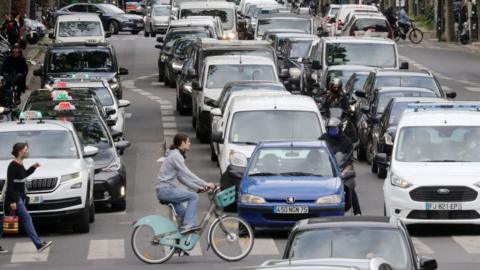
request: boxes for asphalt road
[1,34,480,270]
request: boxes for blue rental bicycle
[131,186,254,264]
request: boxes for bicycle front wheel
[131,224,176,264]
[409,28,424,44]
[209,216,254,261]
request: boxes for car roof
[390,97,445,104]
[322,36,395,44]
[224,80,284,88]
[352,13,387,19]
[230,94,318,112]
[0,119,75,132]
[204,55,275,65]
[286,36,320,42]
[257,140,329,148]
[400,102,480,126]
[57,14,102,21]
[197,38,271,48]
[327,65,376,71]
[179,1,235,8]
[49,42,111,49]
[170,19,215,26]
[376,69,432,77]
[295,216,397,230]
[257,13,312,19]
[264,29,309,34]
[271,32,312,39]
[377,86,436,93]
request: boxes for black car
[56,3,144,34]
[163,37,198,89]
[176,39,276,117]
[23,99,130,211]
[371,97,444,178]
[33,42,128,99]
[283,216,438,270]
[247,258,394,270]
[156,27,214,83]
[355,87,440,164]
[276,36,318,93]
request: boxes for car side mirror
[419,257,438,270]
[360,106,369,114]
[386,126,397,136]
[33,68,43,76]
[155,43,163,49]
[106,108,116,116]
[211,131,224,143]
[105,31,112,38]
[118,100,130,108]
[312,60,322,70]
[170,15,177,20]
[156,36,164,43]
[205,99,216,107]
[83,146,99,158]
[96,10,103,15]
[110,130,123,140]
[316,26,324,35]
[342,170,356,181]
[119,67,129,75]
[192,81,202,91]
[400,61,409,70]
[374,153,388,165]
[48,32,54,39]
[211,108,221,117]
[115,140,131,152]
[446,91,457,99]
[355,90,366,98]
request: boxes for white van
[178,1,238,39]
[334,4,378,35]
[211,94,325,190]
[382,102,480,225]
[51,14,108,44]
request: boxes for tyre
[208,216,254,261]
[168,69,176,88]
[409,28,423,44]
[112,199,126,211]
[131,30,139,35]
[192,116,196,129]
[210,144,218,162]
[196,122,209,143]
[377,166,387,179]
[72,205,90,233]
[151,28,157,37]
[89,202,95,223]
[144,29,150,37]
[177,97,190,116]
[393,31,401,42]
[366,140,375,165]
[357,146,367,161]
[371,161,378,174]
[461,34,469,44]
[109,20,119,34]
[26,34,39,44]
[131,224,175,264]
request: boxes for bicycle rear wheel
[409,28,424,44]
[131,224,176,264]
[209,216,254,261]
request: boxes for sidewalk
[24,35,49,88]
[417,26,480,54]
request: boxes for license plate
[29,195,43,204]
[136,23,143,27]
[274,206,308,214]
[425,202,462,210]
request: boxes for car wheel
[192,116,196,129]
[131,30,139,35]
[151,26,157,37]
[72,205,90,233]
[143,28,149,37]
[377,166,387,179]
[210,143,218,162]
[357,146,367,161]
[168,72,176,88]
[109,20,119,34]
[371,160,378,173]
[163,64,170,85]
[89,201,95,223]
[112,199,126,211]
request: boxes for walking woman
[3,143,52,252]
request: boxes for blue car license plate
[274,206,308,214]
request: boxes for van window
[180,8,235,30]
[206,64,276,89]
[49,48,114,72]
[58,21,102,37]
[326,43,396,68]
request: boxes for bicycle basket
[215,186,236,208]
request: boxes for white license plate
[274,206,309,214]
[29,195,43,204]
[425,202,462,210]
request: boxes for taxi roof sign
[54,81,68,88]
[407,103,480,112]
[19,111,43,120]
[54,101,76,111]
[51,90,72,101]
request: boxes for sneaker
[179,225,201,234]
[0,246,8,254]
[355,213,362,216]
[37,241,52,253]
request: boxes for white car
[334,4,378,35]
[0,113,97,233]
[166,18,222,39]
[144,4,173,37]
[48,80,131,136]
[382,102,480,224]
[51,14,109,44]
[191,55,279,142]
[210,94,325,193]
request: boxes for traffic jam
[1,0,479,269]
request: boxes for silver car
[144,4,173,37]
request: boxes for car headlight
[171,60,183,71]
[60,172,80,183]
[229,150,248,167]
[316,194,342,204]
[240,194,266,204]
[391,173,412,189]
[102,157,122,172]
[289,68,301,79]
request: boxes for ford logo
[437,188,450,194]
[286,196,296,204]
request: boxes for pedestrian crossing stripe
[250,238,280,255]
[87,239,125,260]
[11,242,49,263]
[465,87,480,92]
[452,236,480,254]
[411,237,434,255]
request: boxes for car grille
[407,210,480,220]
[409,186,478,202]
[26,178,58,192]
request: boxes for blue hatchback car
[238,141,345,228]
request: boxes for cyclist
[1,45,28,105]
[155,133,216,233]
[398,7,412,36]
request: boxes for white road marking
[129,88,142,92]
[162,116,175,122]
[163,122,177,129]
[149,96,161,100]
[164,129,178,136]
[161,110,174,116]
[139,92,152,96]
[125,113,132,119]
[156,100,172,105]
[161,105,174,110]
[151,82,163,86]
[11,242,49,263]
[250,238,279,255]
[453,236,480,254]
[87,239,125,260]
[411,237,434,255]
[189,243,203,256]
[465,87,480,92]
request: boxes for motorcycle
[458,21,470,44]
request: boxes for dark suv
[33,42,129,99]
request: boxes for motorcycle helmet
[329,77,343,94]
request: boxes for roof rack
[407,103,480,112]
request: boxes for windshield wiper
[419,159,469,162]
[234,141,257,145]
[280,172,324,176]
[248,172,279,176]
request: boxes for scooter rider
[1,45,28,105]
[320,117,362,216]
[322,78,350,115]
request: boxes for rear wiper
[235,141,257,145]
[280,172,324,176]
[248,172,279,176]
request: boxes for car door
[68,4,88,13]
[90,4,110,27]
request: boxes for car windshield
[326,43,396,68]
[289,40,312,59]
[375,76,440,94]
[166,30,211,43]
[204,49,275,62]
[0,130,78,159]
[48,48,114,72]
[73,121,111,147]
[248,147,335,176]
[353,18,390,32]
[98,4,125,14]
[289,228,411,270]
[90,87,114,106]
[229,111,321,143]
[174,40,194,56]
[377,91,436,114]
[58,21,102,37]
[328,7,340,17]
[180,8,235,30]
[348,73,368,93]
[154,6,171,16]
[206,64,276,89]
[258,18,312,36]
[219,84,284,111]
[396,126,480,162]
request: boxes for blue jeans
[156,186,199,227]
[16,199,43,249]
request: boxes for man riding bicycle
[1,45,28,105]
[398,7,412,36]
[155,133,216,234]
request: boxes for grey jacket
[155,148,208,190]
